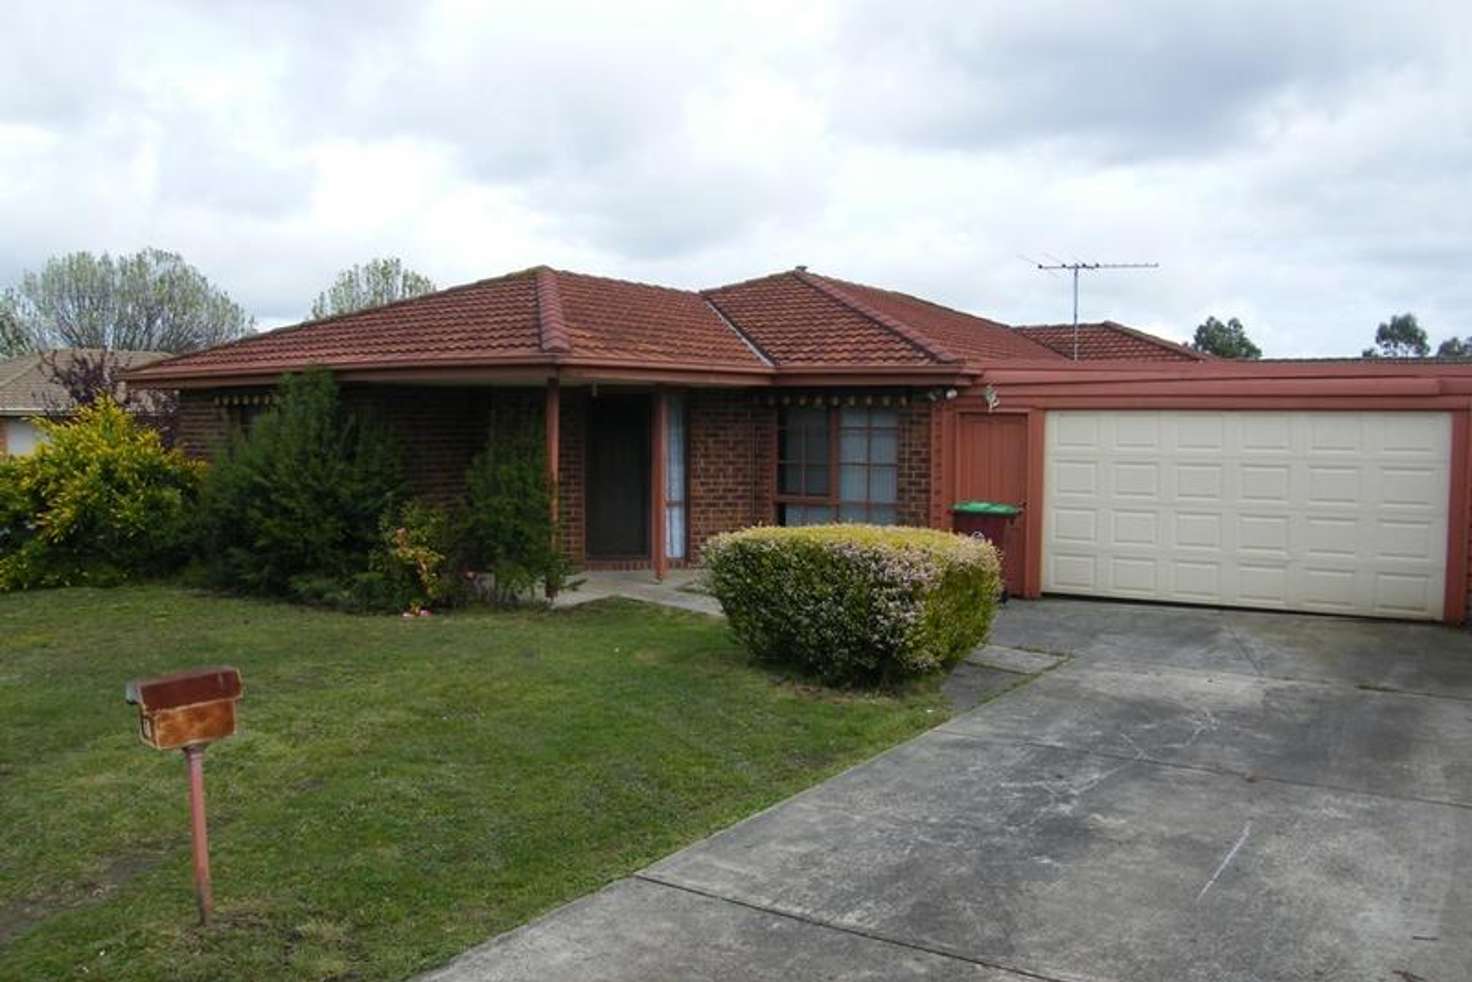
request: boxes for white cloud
[1,0,1469,355]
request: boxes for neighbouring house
[0,349,167,454]
[127,266,1472,624]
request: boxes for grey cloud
[830,1,1440,160]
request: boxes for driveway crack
[633,873,1075,982]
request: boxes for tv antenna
[1029,259,1159,360]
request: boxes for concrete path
[425,599,1472,981]
[552,568,723,617]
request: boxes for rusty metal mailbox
[125,665,243,925]
[125,666,243,750]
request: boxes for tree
[0,292,35,357]
[1436,336,1472,358]
[309,257,435,319]
[1189,316,1261,359]
[1362,313,1428,358]
[39,349,180,446]
[3,249,253,353]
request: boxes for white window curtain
[665,394,687,559]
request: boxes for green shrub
[463,426,574,604]
[704,524,1000,686]
[0,398,203,590]
[194,369,405,596]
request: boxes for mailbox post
[125,666,243,925]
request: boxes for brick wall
[897,401,932,527]
[175,391,236,458]
[557,388,587,564]
[687,390,771,560]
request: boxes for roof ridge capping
[792,269,961,365]
[534,266,572,354]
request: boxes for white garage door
[1044,410,1452,619]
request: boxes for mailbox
[125,666,243,751]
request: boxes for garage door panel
[1242,417,1294,453]
[1044,411,1450,620]
[1307,466,1361,505]
[1175,463,1224,501]
[1052,508,1098,544]
[1110,510,1158,547]
[1309,416,1364,454]
[1175,512,1222,549]
[1241,464,1289,503]
[1113,462,1159,498]
[1050,554,1097,591]
[1054,460,1098,495]
[1112,415,1160,450]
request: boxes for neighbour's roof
[127,265,1207,387]
[0,349,167,414]
[1016,322,1207,361]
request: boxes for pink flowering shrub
[704,524,1000,686]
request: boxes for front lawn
[0,587,947,980]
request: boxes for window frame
[775,404,900,526]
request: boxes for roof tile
[702,272,938,366]
[1018,322,1205,361]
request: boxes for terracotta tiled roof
[554,269,761,368]
[1017,321,1207,361]
[135,265,1197,385]
[130,267,770,382]
[702,271,947,367]
[0,349,167,413]
[804,274,1065,364]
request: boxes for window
[776,404,899,526]
[665,394,687,560]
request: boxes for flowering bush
[0,398,203,590]
[704,524,1000,686]
[371,499,466,613]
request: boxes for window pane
[805,464,829,495]
[803,423,828,462]
[779,463,802,494]
[786,406,826,430]
[839,503,867,522]
[840,407,868,428]
[777,427,795,462]
[783,503,835,526]
[870,409,898,430]
[869,505,898,526]
[666,503,686,559]
[839,429,867,463]
[870,430,898,465]
[869,465,898,503]
[840,464,867,500]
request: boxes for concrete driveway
[426,600,1472,982]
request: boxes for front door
[586,395,651,558]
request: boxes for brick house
[130,265,1472,623]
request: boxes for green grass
[0,586,948,980]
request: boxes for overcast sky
[3,1,1469,356]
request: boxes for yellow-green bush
[0,398,204,589]
[703,524,1000,686]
